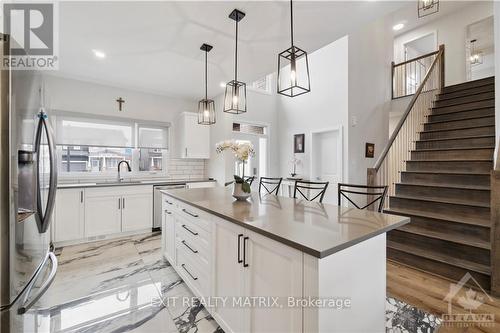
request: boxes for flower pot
[232,183,251,201]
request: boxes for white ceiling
[56,1,411,100]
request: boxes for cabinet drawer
[175,234,209,274]
[174,202,211,232]
[176,249,209,297]
[175,216,210,249]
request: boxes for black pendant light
[223,9,247,114]
[198,43,216,125]
[277,0,310,97]
[418,0,439,18]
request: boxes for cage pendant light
[469,39,483,66]
[198,44,216,125]
[224,9,247,114]
[418,0,439,18]
[277,0,311,97]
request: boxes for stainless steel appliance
[0,34,58,332]
[153,184,186,229]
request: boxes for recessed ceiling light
[393,23,405,31]
[92,49,106,59]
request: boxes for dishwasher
[153,183,186,230]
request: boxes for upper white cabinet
[53,188,85,242]
[175,112,210,159]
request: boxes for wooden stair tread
[411,146,494,152]
[436,88,495,102]
[440,77,494,93]
[396,182,490,191]
[390,194,490,208]
[406,159,493,162]
[431,98,495,109]
[384,208,490,228]
[416,135,495,142]
[402,170,490,175]
[424,115,494,125]
[420,124,494,133]
[397,223,491,250]
[387,240,491,275]
[426,106,494,116]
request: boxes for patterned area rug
[386,297,442,333]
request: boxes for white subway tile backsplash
[166,158,206,179]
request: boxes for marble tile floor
[14,232,440,333]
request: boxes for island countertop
[161,187,410,258]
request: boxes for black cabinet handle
[80,191,83,203]
[165,199,173,205]
[182,208,198,218]
[181,264,198,280]
[243,236,249,267]
[182,240,198,254]
[182,224,198,236]
[164,210,172,215]
[122,198,125,209]
[237,234,243,263]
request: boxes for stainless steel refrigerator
[0,33,58,332]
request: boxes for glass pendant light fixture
[277,0,311,97]
[224,9,247,114]
[469,39,483,66]
[198,43,216,125]
[418,0,439,18]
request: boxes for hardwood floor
[387,260,500,333]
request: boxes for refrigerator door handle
[17,251,58,314]
[34,109,58,233]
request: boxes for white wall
[393,1,493,86]
[207,83,279,185]
[43,75,195,123]
[348,17,393,184]
[277,36,349,181]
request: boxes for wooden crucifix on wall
[116,97,125,111]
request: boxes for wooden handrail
[374,44,444,171]
[392,49,440,68]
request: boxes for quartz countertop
[161,187,410,258]
[57,178,215,189]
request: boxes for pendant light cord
[234,17,238,82]
[290,0,294,47]
[205,49,208,100]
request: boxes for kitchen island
[161,187,410,333]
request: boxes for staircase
[385,76,495,290]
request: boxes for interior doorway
[310,126,343,205]
[466,16,494,81]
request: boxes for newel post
[491,170,500,296]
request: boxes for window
[232,122,266,135]
[53,114,170,174]
[138,148,163,172]
[251,74,272,93]
[59,146,133,172]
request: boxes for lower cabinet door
[121,193,153,232]
[163,208,176,265]
[54,188,85,242]
[84,194,122,237]
[243,230,303,333]
[213,219,246,333]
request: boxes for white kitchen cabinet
[176,112,210,159]
[54,188,85,242]
[213,219,246,333]
[243,230,303,332]
[84,189,122,237]
[186,181,216,189]
[121,189,153,232]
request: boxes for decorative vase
[232,183,251,201]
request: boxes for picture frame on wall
[365,143,375,158]
[294,134,305,153]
